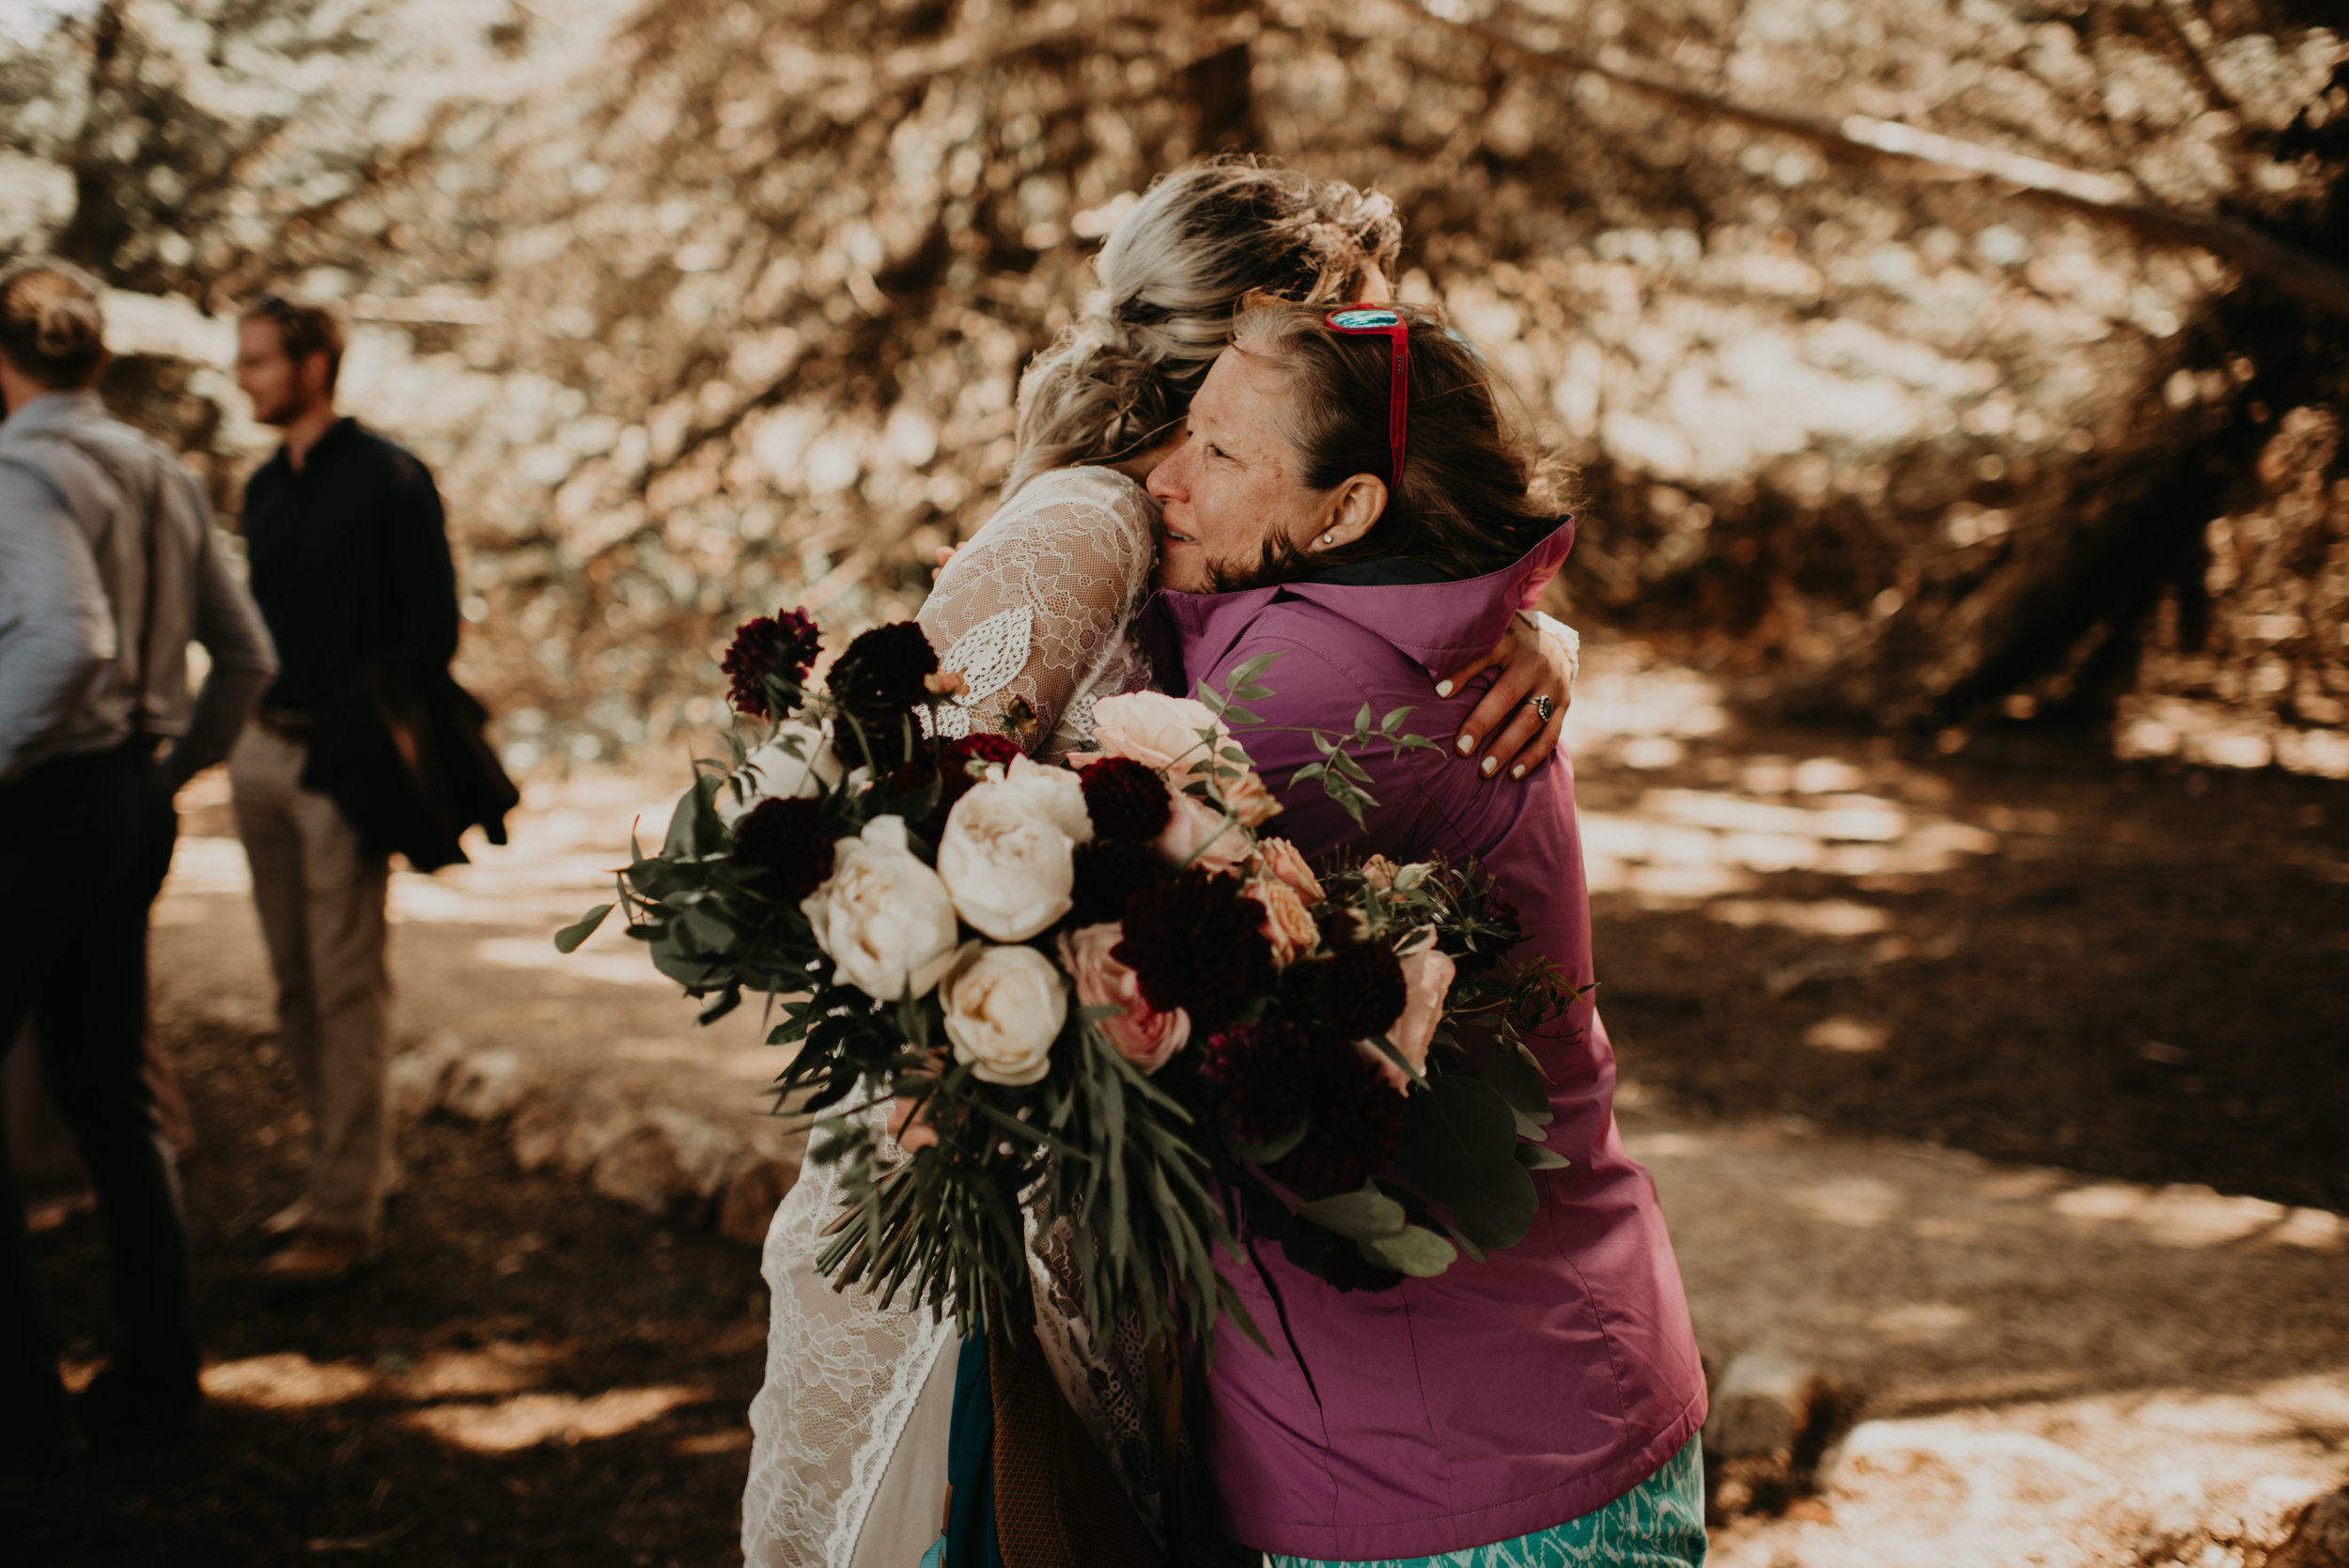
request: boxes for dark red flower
[1198,1019,1404,1195]
[1269,1036,1404,1195]
[1079,756,1173,842]
[827,622,940,768]
[900,733,1029,839]
[729,796,834,900]
[1197,1019,1313,1148]
[1113,867,1275,1029]
[1318,941,1407,1041]
[723,610,821,719]
[951,733,1023,771]
[1070,839,1168,928]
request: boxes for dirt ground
[4,641,2344,1566]
[4,1011,768,1568]
[1585,722,2349,1215]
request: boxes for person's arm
[164,474,277,788]
[384,448,460,675]
[916,471,1154,754]
[1433,610,1579,782]
[0,459,115,781]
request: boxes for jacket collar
[1139,517,1576,692]
[0,388,107,442]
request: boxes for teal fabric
[1268,1438,1707,1568]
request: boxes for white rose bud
[800,815,961,1001]
[719,720,843,826]
[941,941,1067,1086]
[937,776,1078,942]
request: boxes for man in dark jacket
[228,293,459,1287]
[0,259,278,1456]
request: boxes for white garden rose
[718,720,842,825]
[937,775,1077,941]
[799,815,960,1001]
[1003,755,1095,847]
[941,941,1067,1086]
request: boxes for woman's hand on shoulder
[1434,611,1579,781]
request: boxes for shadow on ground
[1562,644,2349,1212]
[4,1014,768,1568]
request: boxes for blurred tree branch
[1384,2,2349,321]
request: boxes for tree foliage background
[2,0,2344,777]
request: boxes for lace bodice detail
[918,466,1160,763]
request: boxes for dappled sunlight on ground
[1563,650,1999,913]
[1716,1373,2349,1568]
[194,1344,708,1457]
[404,1385,708,1455]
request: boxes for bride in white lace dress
[741,160,1579,1568]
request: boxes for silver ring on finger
[1530,693,1556,725]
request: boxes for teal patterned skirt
[1268,1437,1707,1568]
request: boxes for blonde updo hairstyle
[1003,159,1402,498]
[0,258,107,390]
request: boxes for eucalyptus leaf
[1480,1048,1553,1124]
[1358,1224,1458,1277]
[552,903,613,954]
[1222,1114,1309,1165]
[1446,1163,1540,1250]
[1514,1142,1571,1172]
[1295,1184,1408,1241]
[1396,1076,1522,1203]
[661,775,723,858]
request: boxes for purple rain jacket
[1134,520,1707,1560]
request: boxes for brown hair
[241,292,347,390]
[1005,158,1402,497]
[0,259,106,389]
[1222,296,1571,586]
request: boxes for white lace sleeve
[918,467,1158,760]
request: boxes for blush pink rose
[1252,837,1325,905]
[1056,922,1190,1073]
[1244,878,1319,967]
[1221,768,1282,828]
[1156,792,1251,875]
[1089,691,1247,789]
[1361,926,1458,1093]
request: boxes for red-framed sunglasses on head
[1323,305,1408,489]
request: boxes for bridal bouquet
[556,608,1580,1344]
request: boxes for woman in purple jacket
[1135,298,1709,1565]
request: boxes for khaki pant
[229,724,392,1237]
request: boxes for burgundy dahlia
[729,796,834,900]
[1197,1019,1404,1196]
[1113,867,1276,1029]
[1270,1035,1405,1196]
[1070,838,1168,928]
[1197,1019,1314,1149]
[1317,941,1408,1041]
[827,622,940,768]
[1079,756,1173,842]
[722,609,822,719]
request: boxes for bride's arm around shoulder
[916,465,1157,752]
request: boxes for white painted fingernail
[1435,680,1454,698]
[1457,734,1475,754]
[1481,755,1499,777]
[1512,765,1526,781]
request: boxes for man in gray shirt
[0,259,276,1458]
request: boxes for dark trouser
[0,740,194,1424]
